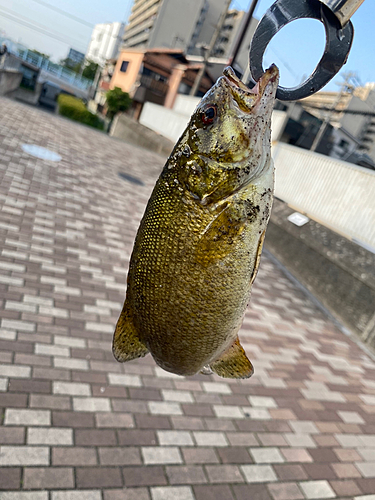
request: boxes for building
[86,22,125,66]
[301,82,375,167]
[95,48,214,119]
[67,48,85,67]
[212,9,245,58]
[122,0,255,75]
[122,0,227,52]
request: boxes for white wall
[273,142,375,250]
[140,102,190,142]
[86,23,125,65]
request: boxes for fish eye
[201,104,217,125]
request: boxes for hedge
[57,94,104,130]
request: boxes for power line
[27,0,94,28]
[0,8,87,50]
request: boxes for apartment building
[86,22,125,65]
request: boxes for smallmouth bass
[113,64,279,378]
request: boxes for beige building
[98,48,213,119]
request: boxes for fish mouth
[222,65,279,111]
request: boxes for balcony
[133,74,169,106]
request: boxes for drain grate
[118,172,144,186]
[22,144,62,162]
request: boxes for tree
[29,49,50,59]
[59,57,82,73]
[106,87,132,119]
[82,60,99,81]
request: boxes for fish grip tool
[249,0,365,101]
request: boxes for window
[120,60,129,72]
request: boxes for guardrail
[0,38,93,91]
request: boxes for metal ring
[249,0,354,101]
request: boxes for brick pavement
[0,96,374,499]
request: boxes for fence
[0,37,93,91]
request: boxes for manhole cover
[22,144,62,162]
[118,172,144,186]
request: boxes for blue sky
[0,0,373,91]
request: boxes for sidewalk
[0,96,374,500]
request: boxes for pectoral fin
[210,337,254,379]
[112,300,148,362]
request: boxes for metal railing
[0,38,93,91]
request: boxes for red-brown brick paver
[1,97,375,498]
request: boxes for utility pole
[310,72,355,152]
[189,0,232,96]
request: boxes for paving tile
[281,448,313,463]
[103,488,151,500]
[205,464,244,483]
[232,484,273,500]
[356,462,375,478]
[23,467,74,489]
[123,466,167,486]
[217,447,253,464]
[103,488,150,500]
[299,480,336,499]
[182,447,220,464]
[99,447,141,465]
[267,482,304,500]
[27,427,73,445]
[73,397,111,412]
[141,446,182,464]
[4,408,50,426]
[75,429,117,446]
[157,430,194,446]
[151,486,195,500]
[0,426,25,444]
[166,465,207,484]
[0,446,49,465]
[52,492,102,500]
[330,479,362,497]
[95,412,134,428]
[148,401,182,415]
[76,467,123,488]
[250,447,285,464]
[0,494,48,500]
[274,464,308,481]
[194,484,235,500]
[0,467,21,490]
[332,462,362,478]
[52,447,98,466]
[53,381,91,396]
[241,464,277,483]
[334,448,362,462]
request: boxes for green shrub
[57,94,104,130]
[106,87,132,119]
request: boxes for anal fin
[112,300,148,362]
[210,337,254,379]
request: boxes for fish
[113,64,279,378]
